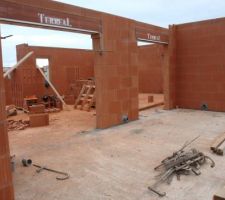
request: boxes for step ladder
[74,81,95,111]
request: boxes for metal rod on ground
[36,66,67,107]
[33,164,69,180]
[3,51,34,78]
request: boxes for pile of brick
[6,105,17,117]
[45,108,61,113]
[28,104,49,127]
[8,120,29,131]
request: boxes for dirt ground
[8,107,225,200]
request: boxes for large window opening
[36,58,50,81]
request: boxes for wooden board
[210,132,225,152]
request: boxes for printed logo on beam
[147,33,161,41]
[38,13,72,27]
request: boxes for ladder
[74,81,95,111]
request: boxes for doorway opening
[137,41,165,111]
[1,23,97,127]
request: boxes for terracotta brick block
[29,104,45,114]
[122,100,131,112]
[29,113,49,127]
[0,185,14,200]
[128,109,138,121]
[0,90,6,120]
[106,77,120,90]
[129,88,138,99]
[0,122,9,155]
[0,155,12,187]
[148,95,154,103]
[117,89,129,100]
[108,101,121,114]
[64,95,75,105]
[121,77,132,88]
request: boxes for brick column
[164,25,177,109]
[94,15,139,128]
[0,29,14,200]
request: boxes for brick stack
[29,104,49,127]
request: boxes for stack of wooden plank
[211,132,225,155]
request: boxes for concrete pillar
[0,28,14,200]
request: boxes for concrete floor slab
[9,108,225,200]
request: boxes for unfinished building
[0,0,225,200]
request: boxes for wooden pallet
[74,81,95,111]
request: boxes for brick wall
[138,45,164,93]
[5,44,94,106]
[94,15,167,128]
[174,18,225,111]
[5,43,166,106]
[0,33,14,200]
[4,78,13,105]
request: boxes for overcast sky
[1,0,225,67]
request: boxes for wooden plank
[210,132,225,152]
[81,85,92,110]
[214,185,225,200]
[74,84,86,108]
[87,91,95,112]
[139,102,164,111]
[36,66,67,107]
[216,140,225,156]
[3,51,33,78]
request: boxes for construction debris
[23,95,38,110]
[8,120,29,131]
[36,66,67,108]
[211,132,225,156]
[148,136,215,197]
[45,108,61,113]
[16,106,29,114]
[6,105,17,117]
[22,159,69,180]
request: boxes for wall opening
[1,23,98,198]
[1,24,93,68]
[137,41,165,112]
[36,58,50,81]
